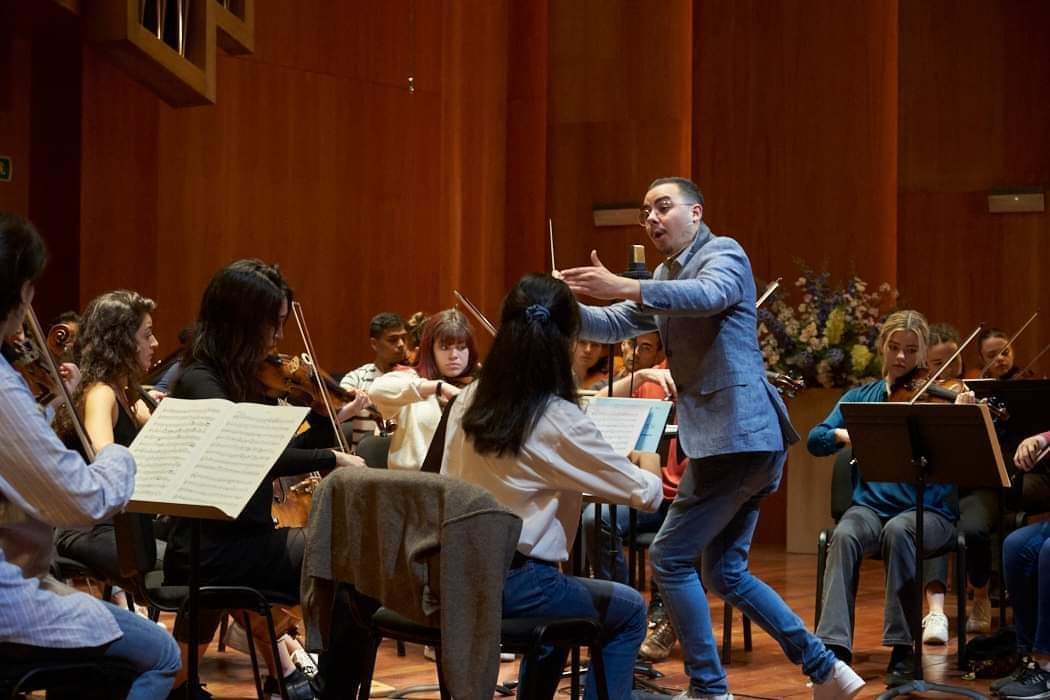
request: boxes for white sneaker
[291,647,318,677]
[921,611,949,645]
[966,595,992,634]
[423,644,437,662]
[812,660,865,699]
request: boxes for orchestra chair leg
[217,612,228,652]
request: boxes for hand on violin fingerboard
[336,391,371,423]
[953,390,976,405]
[1014,434,1049,472]
[58,362,81,395]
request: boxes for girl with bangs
[369,308,478,470]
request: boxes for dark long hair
[415,308,478,382]
[190,259,292,401]
[0,213,47,323]
[462,274,579,456]
[55,290,155,440]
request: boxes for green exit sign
[0,157,11,182]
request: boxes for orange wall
[897,0,1050,374]
[0,31,31,217]
[78,0,537,369]
[693,0,899,291]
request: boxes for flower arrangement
[757,264,898,389]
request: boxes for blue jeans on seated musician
[650,451,837,695]
[1003,522,1050,656]
[502,558,647,700]
[581,500,671,582]
[2,601,180,700]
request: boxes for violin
[767,370,804,399]
[257,352,372,416]
[889,367,1009,421]
[2,306,95,459]
[46,322,76,363]
[2,334,60,406]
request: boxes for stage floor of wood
[169,546,999,698]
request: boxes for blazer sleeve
[637,239,750,318]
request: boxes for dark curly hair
[56,290,156,441]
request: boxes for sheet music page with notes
[584,399,650,456]
[128,398,309,519]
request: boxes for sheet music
[585,400,650,456]
[588,397,673,452]
[129,399,228,502]
[129,398,309,518]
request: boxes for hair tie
[524,304,551,324]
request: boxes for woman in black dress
[164,259,362,699]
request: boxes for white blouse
[369,368,442,470]
[441,382,663,562]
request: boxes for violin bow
[979,311,1038,378]
[755,277,782,309]
[548,219,556,273]
[911,324,983,405]
[453,290,497,337]
[1020,340,1050,377]
[24,305,95,461]
[290,301,351,454]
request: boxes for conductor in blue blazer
[560,177,864,700]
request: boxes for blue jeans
[581,500,670,582]
[103,602,180,699]
[501,560,647,700]
[1003,522,1050,655]
[650,451,836,695]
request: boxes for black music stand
[841,402,1009,700]
[965,378,1050,461]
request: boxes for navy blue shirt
[808,378,957,523]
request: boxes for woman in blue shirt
[809,309,973,687]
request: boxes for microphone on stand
[622,244,652,280]
[618,245,653,395]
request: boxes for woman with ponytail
[440,273,664,700]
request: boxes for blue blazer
[579,223,799,459]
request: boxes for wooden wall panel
[898,192,1048,375]
[899,0,1050,191]
[547,0,692,281]
[29,23,82,322]
[78,0,526,371]
[693,0,899,289]
[0,33,31,216]
[503,0,548,290]
[898,0,1050,377]
[79,45,160,313]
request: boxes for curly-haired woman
[55,290,158,598]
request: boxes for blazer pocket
[698,371,748,395]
